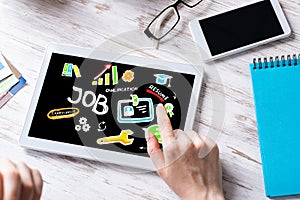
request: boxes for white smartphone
[189,0,291,61]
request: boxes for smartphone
[189,0,291,61]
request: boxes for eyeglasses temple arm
[150,8,174,49]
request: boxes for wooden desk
[0,0,299,199]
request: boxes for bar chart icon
[92,65,118,86]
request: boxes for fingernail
[156,103,164,109]
[156,104,164,119]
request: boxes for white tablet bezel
[189,0,291,62]
[19,44,203,170]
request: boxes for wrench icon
[97,130,134,146]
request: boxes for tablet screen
[28,53,195,157]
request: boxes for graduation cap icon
[154,74,173,87]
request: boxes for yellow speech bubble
[47,107,80,120]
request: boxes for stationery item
[0,54,20,97]
[250,54,300,197]
[0,55,26,108]
[0,77,26,108]
[4,55,22,78]
[0,74,19,95]
[0,61,3,70]
[0,52,13,81]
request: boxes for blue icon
[154,74,172,87]
[66,64,73,77]
[124,106,134,117]
[117,98,154,123]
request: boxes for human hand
[0,159,43,200]
[146,104,224,200]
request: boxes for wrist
[181,188,224,200]
[207,191,225,200]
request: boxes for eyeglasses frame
[144,0,203,41]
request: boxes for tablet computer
[20,44,203,170]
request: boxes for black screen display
[28,53,195,157]
[199,0,284,56]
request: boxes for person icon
[124,106,134,117]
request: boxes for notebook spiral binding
[252,54,300,70]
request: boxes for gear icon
[75,125,81,131]
[82,123,91,132]
[122,70,134,82]
[79,117,87,125]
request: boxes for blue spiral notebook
[250,54,300,197]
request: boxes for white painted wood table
[1,0,300,199]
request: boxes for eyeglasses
[144,0,203,48]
